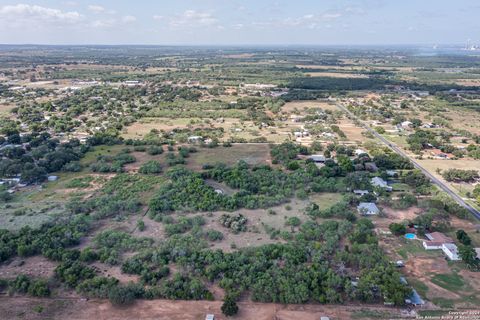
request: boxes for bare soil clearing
[0,297,409,320]
[0,256,57,280]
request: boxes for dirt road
[0,296,412,320]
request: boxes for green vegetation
[431,273,466,292]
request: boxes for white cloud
[232,23,244,30]
[0,4,83,24]
[170,10,218,28]
[91,18,116,28]
[122,15,137,23]
[88,5,105,14]
[322,13,342,19]
[153,15,164,21]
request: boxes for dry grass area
[186,144,272,170]
[337,119,369,143]
[0,103,16,117]
[204,199,308,252]
[122,118,195,138]
[91,262,140,284]
[0,256,57,280]
[416,158,480,195]
[305,72,368,78]
[281,100,339,113]
[0,297,408,320]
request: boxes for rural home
[371,177,393,191]
[309,155,326,163]
[386,170,398,177]
[442,243,461,261]
[353,189,369,196]
[354,149,366,156]
[430,149,452,159]
[187,136,203,144]
[357,202,380,216]
[422,232,454,250]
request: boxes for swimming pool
[405,233,416,240]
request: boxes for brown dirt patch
[282,100,339,113]
[0,297,407,320]
[0,256,57,279]
[404,257,460,300]
[381,206,423,222]
[91,262,139,284]
[305,72,368,78]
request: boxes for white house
[309,155,326,163]
[371,177,393,192]
[187,136,203,144]
[353,189,369,196]
[422,232,454,250]
[357,202,380,216]
[401,121,413,129]
[354,149,366,156]
[442,243,461,261]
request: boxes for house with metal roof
[357,202,380,216]
[371,177,392,191]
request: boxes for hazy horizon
[0,0,479,46]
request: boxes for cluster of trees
[149,160,330,217]
[0,275,50,297]
[456,230,479,270]
[406,130,439,152]
[139,160,162,174]
[305,202,356,222]
[219,214,248,233]
[441,169,479,182]
[270,142,308,165]
[116,218,410,306]
[391,193,418,210]
[67,173,159,219]
[402,170,431,194]
[0,132,89,184]
[0,215,90,263]
[90,150,136,173]
[91,230,153,265]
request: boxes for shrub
[27,279,50,297]
[147,146,164,155]
[108,283,142,306]
[205,230,224,241]
[139,160,162,174]
[389,223,406,235]
[221,295,239,317]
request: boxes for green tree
[389,223,406,235]
[221,295,239,317]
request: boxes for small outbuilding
[353,189,369,196]
[309,155,326,163]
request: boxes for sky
[0,0,479,45]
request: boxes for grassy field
[430,273,467,292]
[186,144,271,170]
[309,193,344,210]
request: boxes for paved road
[336,104,480,220]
